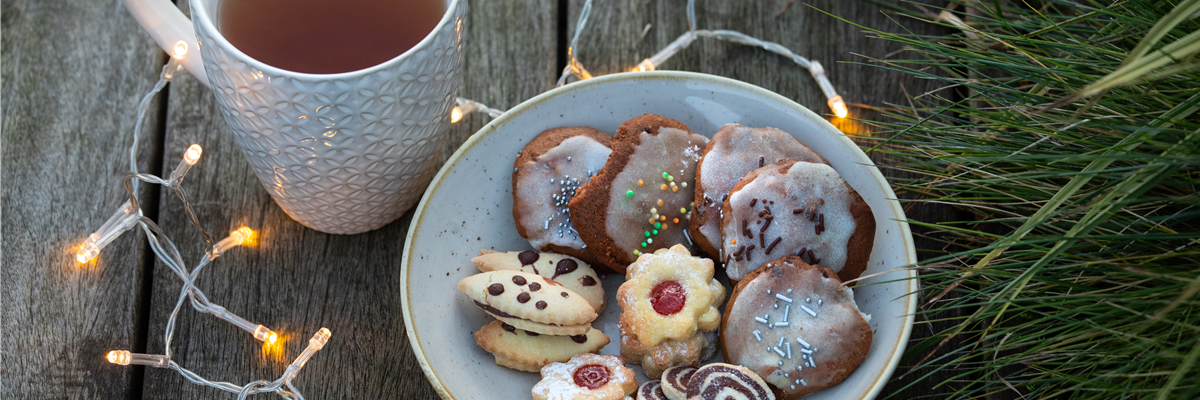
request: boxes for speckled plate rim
[402,70,918,400]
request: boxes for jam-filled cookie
[719,161,874,282]
[720,257,872,399]
[569,114,709,273]
[690,124,827,260]
[621,330,716,380]
[533,353,638,400]
[514,127,613,265]
[659,366,697,400]
[684,363,775,400]
[637,381,668,400]
[473,250,606,313]
[474,320,610,372]
[458,270,597,335]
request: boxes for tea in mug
[217,0,446,74]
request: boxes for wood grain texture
[566,0,965,397]
[1,0,165,398]
[137,0,559,398]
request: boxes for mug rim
[190,0,463,79]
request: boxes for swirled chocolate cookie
[720,257,872,399]
[458,270,597,335]
[659,366,697,400]
[474,320,610,372]
[533,353,638,400]
[689,124,827,259]
[684,363,775,400]
[514,127,613,265]
[473,250,606,313]
[719,161,874,282]
[637,381,669,400]
[569,114,709,273]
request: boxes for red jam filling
[650,280,686,315]
[573,364,610,390]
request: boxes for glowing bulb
[253,325,278,343]
[633,59,656,72]
[311,327,331,350]
[173,41,188,60]
[106,350,169,367]
[281,328,332,383]
[828,95,848,119]
[212,227,255,256]
[184,144,202,165]
[107,350,131,365]
[268,331,279,344]
[77,242,100,264]
[450,107,463,123]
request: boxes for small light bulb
[212,227,255,256]
[633,59,656,72]
[233,227,254,244]
[107,350,131,365]
[184,144,202,165]
[268,331,279,344]
[173,41,188,60]
[253,325,278,343]
[828,95,849,119]
[77,242,100,264]
[450,107,463,123]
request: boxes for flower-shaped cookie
[617,245,725,347]
[532,353,638,400]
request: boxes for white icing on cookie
[721,162,857,281]
[694,124,825,256]
[516,136,613,251]
[605,127,708,260]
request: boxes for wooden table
[2,0,953,398]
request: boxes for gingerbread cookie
[458,270,597,335]
[719,161,874,282]
[690,124,827,259]
[533,353,638,400]
[637,381,668,400]
[720,257,872,399]
[474,250,606,313]
[684,363,775,400]
[569,114,709,273]
[621,330,716,380]
[660,366,697,400]
[617,245,725,346]
[514,127,613,265]
[475,320,610,372]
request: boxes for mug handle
[123,0,210,86]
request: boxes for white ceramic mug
[123,0,466,234]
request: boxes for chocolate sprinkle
[581,276,597,286]
[570,334,588,343]
[760,218,773,232]
[746,245,755,262]
[518,250,540,265]
[529,282,541,292]
[797,247,808,259]
[536,301,548,310]
[766,237,782,255]
[760,234,766,249]
[502,323,516,333]
[759,156,765,167]
[733,245,746,257]
[561,292,569,298]
[487,283,505,296]
[750,198,758,207]
[792,207,804,214]
[526,331,540,336]
[807,249,817,264]
[517,292,531,303]
[512,276,527,286]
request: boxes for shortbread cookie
[685,363,775,400]
[533,353,638,400]
[620,330,716,380]
[719,161,874,282]
[660,366,697,400]
[690,124,827,259]
[474,250,606,313]
[459,270,597,334]
[637,381,668,400]
[491,314,593,336]
[475,320,610,372]
[720,257,872,399]
[569,114,709,273]
[617,245,725,347]
[514,127,613,265]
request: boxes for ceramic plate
[402,71,916,400]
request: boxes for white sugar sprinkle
[775,322,789,327]
[787,289,793,293]
[767,290,772,294]
[768,323,774,328]
[773,347,786,357]
[800,305,818,317]
[783,306,790,322]
[778,337,785,347]
[800,348,813,355]
[791,385,796,390]
[786,342,793,359]
[753,330,762,341]
[778,361,784,366]
[773,304,778,309]
[775,294,793,303]
[818,299,823,305]
[755,316,768,324]
[805,297,811,303]
[801,379,809,386]
[797,338,811,348]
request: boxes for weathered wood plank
[138,0,560,398]
[566,0,964,397]
[1,0,167,398]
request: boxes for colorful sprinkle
[672,186,679,192]
[660,216,666,221]
[641,242,647,247]
[626,190,634,197]
[657,200,664,206]
[655,223,662,229]
[645,231,651,237]
[661,184,668,190]
[731,239,737,244]
[673,218,679,224]
[681,182,688,188]
[662,172,670,179]
[653,229,658,235]
[680,208,687,214]
[638,180,644,186]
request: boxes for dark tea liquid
[217,0,446,74]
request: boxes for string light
[84,41,328,400]
[451,0,851,123]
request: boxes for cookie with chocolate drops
[689,124,827,260]
[474,250,606,313]
[637,381,669,400]
[685,363,775,400]
[719,257,871,399]
[719,160,874,283]
[569,114,709,273]
[660,366,697,400]
[533,353,638,400]
[475,320,610,372]
[621,330,717,380]
[458,270,597,335]
[514,127,613,265]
